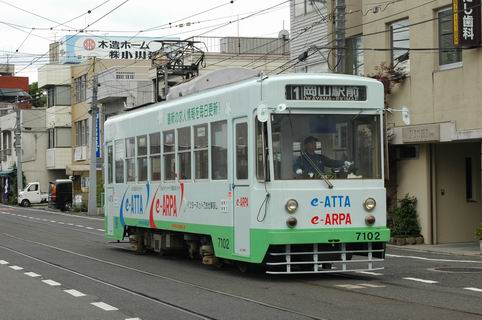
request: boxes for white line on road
[50,220,57,223]
[9,265,23,271]
[125,318,142,320]
[359,283,386,288]
[67,223,74,226]
[97,229,104,232]
[76,225,84,228]
[336,284,365,289]
[58,222,65,225]
[42,279,61,286]
[464,287,482,293]
[0,260,9,265]
[355,271,383,276]
[91,302,118,311]
[64,289,86,297]
[387,253,482,264]
[24,272,41,278]
[403,277,438,284]
[86,227,94,230]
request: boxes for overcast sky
[0,0,291,82]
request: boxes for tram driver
[293,136,350,178]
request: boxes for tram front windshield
[270,114,381,180]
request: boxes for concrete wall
[396,144,432,242]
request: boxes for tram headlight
[286,216,298,228]
[363,197,376,211]
[365,214,376,226]
[285,199,299,214]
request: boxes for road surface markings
[64,289,86,297]
[76,225,84,228]
[91,302,119,311]
[9,265,23,271]
[336,283,386,289]
[50,220,57,223]
[0,260,9,265]
[42,279,61,286]
[403,277,438,284]
[125,318,142,320]
[67,223,74,226]
[355,271,383,276]
[58,222,65,225]
[86,227,94,230]
[25,272,41,278]
[464,287,482,293]
[97,229,104,232]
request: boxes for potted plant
[475,224,482,255]
[390,194,423,245]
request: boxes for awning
[0,169,14,177]
[66,164,90,175]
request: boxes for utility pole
[15,98,22,196]
[335,0,346,74]
[88,58,99,216]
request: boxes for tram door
[233,118,251,256]
[105,142,115,236]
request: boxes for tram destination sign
[285,85,367,101]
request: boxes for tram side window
[149,132,161,181]
[137,135,148,182]
[107,144,113,184]
[163,130,175,180]
[211,120,227,180]
[178,127,191,180]
[115,140,124,183]
[194,124,208,179]
[125,137,136,182]
[236,122,248,180]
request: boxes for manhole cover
[431,267,482,273]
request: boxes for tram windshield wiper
[300,151,333,189]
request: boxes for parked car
[49,179,73,211]
[18,182,48,207]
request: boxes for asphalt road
[0,204,481,320]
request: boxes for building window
[178,127,191,180]
[137,135,148,182]
[75,119,89,146]
[125,137,136,182]
[465,157,477,201]
[74,74,87,103]
[438,8,462,66]
[47,86,71,107]
[211,121,227,180]
[115,140,124,183]
[390,19,410,69]
[149,132,161,181]
[345,35,364,76]
[163,130,175,181]
[48,128,55,149]
[194,124,208,179]
[294,0,316,16]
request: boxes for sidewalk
[388,242,482,257]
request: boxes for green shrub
[391,194,421,237]
[475,224,482,240]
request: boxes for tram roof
[105,73,383,126]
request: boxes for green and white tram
[104,70,389,274]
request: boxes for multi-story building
[358,0,482,244]
[0,66,47,202]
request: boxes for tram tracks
[0,232,327,320]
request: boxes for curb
[387,244,482,258]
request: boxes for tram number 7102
[355,232,381,241]
[217,237,230,250]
